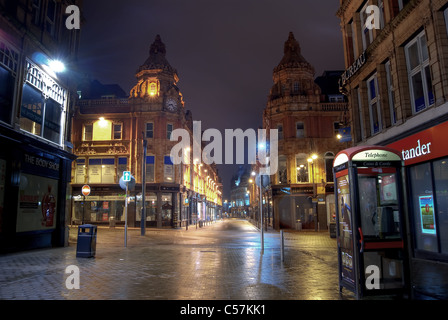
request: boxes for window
[405,31,434,113]
[146,156,155,183]
[117,158,128,183]
[356,87,365,142]
[409,162,438,253]
[296,122,305,138]
[164,156,174,182]
[113,123,122,140]
[167,124,173,139]
[20,60,67,145]
[360,3,374,50]
[149,82,157,96]
[45,0,57,37]
[0,40,19,124]
[296,154,309,183]
[83,124,93,141]
[385,61,397,125]
[325,152,335,183]
[75,158,86,184]
[434,158,448,254]
[32,0,41,25]
[367,73,381,135]
[146,122,154,138]
[88,158,115,184]
[278,155,287,184]
[277,124,283,140]
[445,7,448,36]
[293,82,299,93]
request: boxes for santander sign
[387,121,448,166]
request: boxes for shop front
[387,121,448,299]
[0,129,74,252]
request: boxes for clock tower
[130,34,184,112]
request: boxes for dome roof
[137,35,177,74]
[274,32,314,73]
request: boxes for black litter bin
[76,224,97,258]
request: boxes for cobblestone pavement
[0,219,357,300]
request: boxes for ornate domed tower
[263,32,347,231]
[130,35,184,112]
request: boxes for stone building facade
[262,32,349,231]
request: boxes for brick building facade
[337,0,448,299]
[71,35,222,229]
[262,32,349,231]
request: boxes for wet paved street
[0,219,354,300]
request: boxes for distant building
[337,0,448,298]
[229,165,252,218]
[0,0,82,252]
[262,32,349,231]
[71,35,222,228]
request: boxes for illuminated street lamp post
[307,154,318,231]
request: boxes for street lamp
[307,154,318,231]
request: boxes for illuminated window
[149,82,157,96]
[93,118,112,141]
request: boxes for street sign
[81,185,91,197]
[123,171,131,182]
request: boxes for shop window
[146,122,154,138]
[164,156,174,182]
[405,31,434,114]
[296,154,309,183]
[146,156,155,183]
[434,158,448,254]
[367,73,382,135]
[409,162,438,253]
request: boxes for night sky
[77,0,345,199]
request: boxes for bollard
[280,230,284,262]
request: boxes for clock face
[166,98,177,111]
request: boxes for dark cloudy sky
[77,0,345,199]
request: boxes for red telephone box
[333,146,410,299]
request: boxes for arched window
[296,154,309,183]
